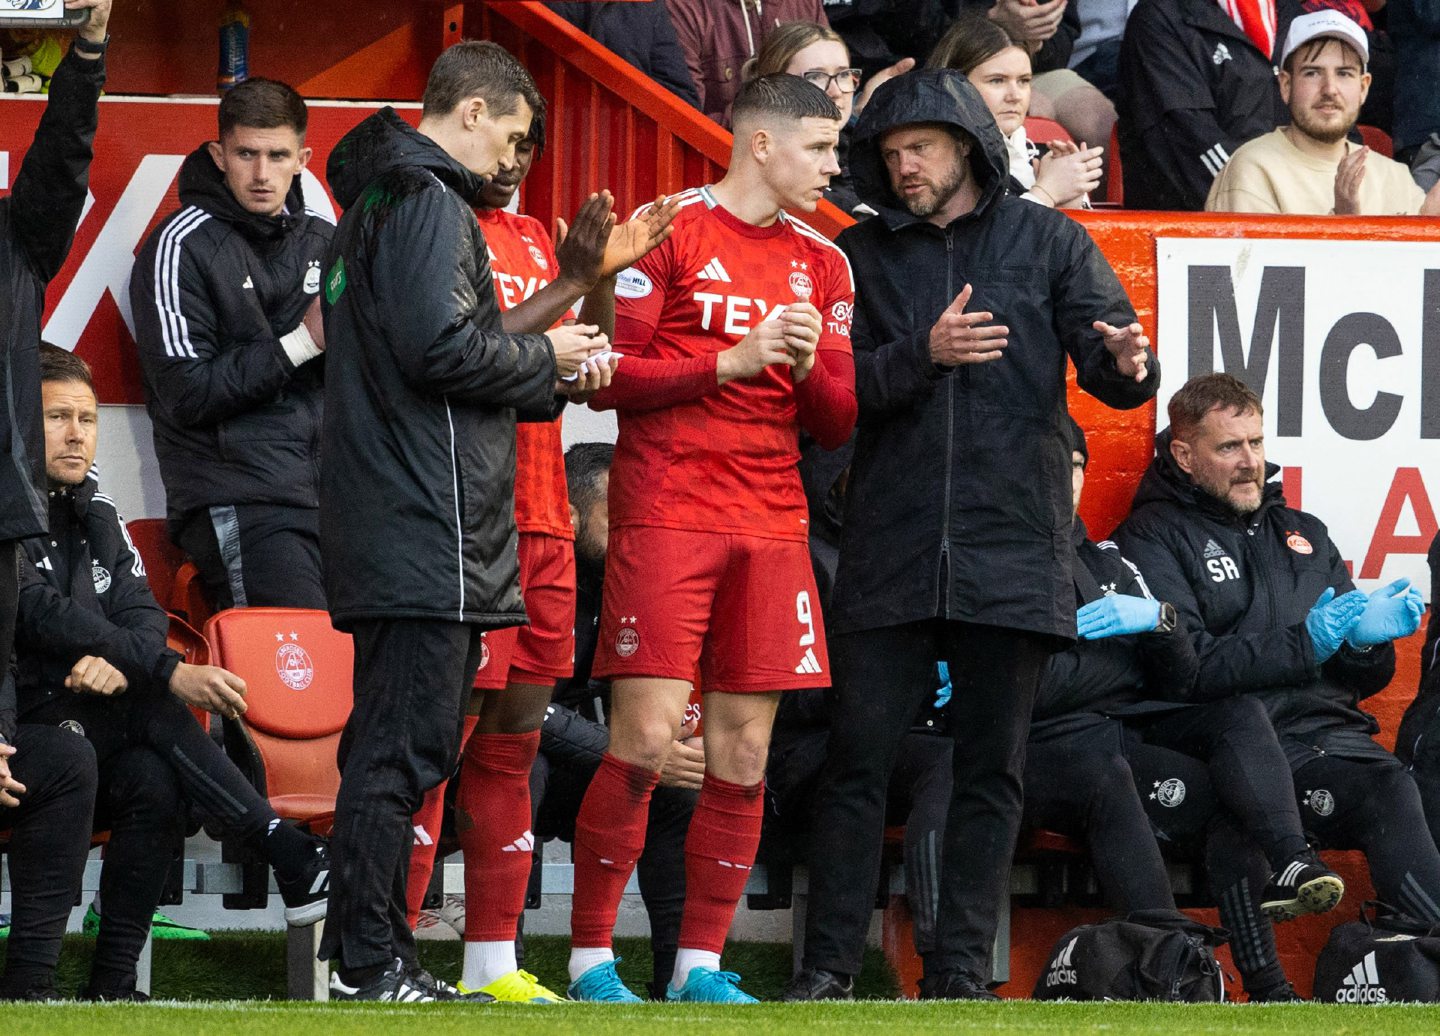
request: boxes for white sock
[461,939,518,989]
[671,948,722,990]
[568,946,615,984]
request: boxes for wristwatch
[72,34,110,56]
[1153,601,1178,633]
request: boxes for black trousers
[802,619,1052,981]
[0,726,97,998]
[176,503,325,610]
[1295,753,1440,923]
[319,619,482,973]
[0,540,18,697]
[531,751,696,996]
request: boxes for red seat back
[174,561,215,629]
[1107,123,1124,207]
[1024,116,1074,147]
[125,518,186,612]
[1357,124,1394,158]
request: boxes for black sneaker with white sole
[1261,852,1345,921]
[329,959,447,1002]
[276,837,330,927]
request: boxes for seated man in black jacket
[530,442,697,1000]
[16,345,332,1000]
[1023,416,1342,1001]
[1117,373,1436,929]
[1396,530,1440,838]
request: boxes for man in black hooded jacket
[1396,531,1440,837]
[1117,372,1440,931]
[317,41,610,1002]
[130,78,331,611]
[790,69,1158,1001]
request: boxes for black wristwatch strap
[72,35,110,56]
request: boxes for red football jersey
[476,207,574,540]
[610,187,854,542]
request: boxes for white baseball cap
[1280,10,1369,70]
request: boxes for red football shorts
[474,532,576,690]
[594,526,829,693]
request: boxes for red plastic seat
[204,608,352,834]
[173,561,215,629]
[1106,123,1124,207]
[1024,116,1074,147]
[1357,124,1393,157]
[125,518,186,613]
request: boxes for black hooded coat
[828,70,1159,641]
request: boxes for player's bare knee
[608,715,677,771]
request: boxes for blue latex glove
[1305,586,1369,662]
[1346,578,1427,648]
[934,661,952,709]
[1076,595,1161,639]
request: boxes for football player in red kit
[566,74,858,1004]
[401,106,678,1004]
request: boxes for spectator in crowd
[745,20,914,215]
[1118,0,1298,209]
[318,41,610,1003]
[130,79,333,611]
[1069,0,1134,101]
[547,1,701,108]
[566,74,856,1004]
[1116,373,1439,930]
[397,105,667,1004]
[929,14,1104,208]
[1384,0,1438,174]
[16,345,331,1001]
[795,69,1155,1001]
[521,442,699,1000]
[664,0,830,126]
[0,0,110,747]
[1025,416,1340,1002]
[1396,529,1440,837]
[1206,12,1440,214]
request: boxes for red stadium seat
[167,614,212,730]
[204,608,352,835]
[1106,123,1124,207]
[1024,116,1074,147]
[125,518,186,613]
[173,561,215,630]
[1357,124,1393,158]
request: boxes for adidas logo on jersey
[795,647,823,675]
[501,830,536,853]
[1337,951,1387,1003]
[1046,937,1079,987]
[1203,539,1227,559]
[696,257,733,283]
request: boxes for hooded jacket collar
[1132,427,1286,524]
[847,68,1010,232]
[48,469,98,523]
[177,145,306,243]
[327,107,486,211]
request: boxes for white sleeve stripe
[154,208,211,360]
[1201,151,1221,178]
[628,188,703,221]
[92,494,145,577]
[784,215,856,294]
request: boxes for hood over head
[848,68,1010,227]
[177,145,306,242]
[326,108,487,211]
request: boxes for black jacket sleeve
[9,47,104,282]
[1032,0,1082,74]
[539,701,610,773]
[374,188,558,410]
[0,666,16,744]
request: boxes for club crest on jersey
[60,719,86,738]
[304,260,322,295]
[1150,778,1186,807]
[1286,532,1313,555]
[616,269,653,299]
[274,632,314,691]
[528,244,549,271]
[615,615,640,658]
[1305,788,1335,816]
[788,271,813,300]
[478,634,491,671]
[91,560,111,595]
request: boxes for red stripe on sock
[677,775,764,954]
[457,729,543,942]
[570,753,661,948]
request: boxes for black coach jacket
[1118,0,1294,210]
[320,109,558,630]
[1395,533,1440,768]
[829,69,1159,641]
[130,148,332,522]
[15,474,179,722]
[0,48,103,544]
[1115,432,1395,767]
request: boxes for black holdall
[1032,909,1228,1001]
[1313,902,1440,1004]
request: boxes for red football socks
[403,714,478,928]
[458,729,543,942]
[677,775,764,954]
[570,752,661,948]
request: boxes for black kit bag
[1313,902,1440,1004]
[1032,909,1228,1001]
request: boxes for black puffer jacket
[0,48,103,543]
[1030,518,1199,742]
[1115,431,1396,767]
[320,109,558,630]
[830,69,1159,640]
[15,473,179,723]
[1395,532,1440,766]
[130,148,332,522]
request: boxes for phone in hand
[0,2,90,29]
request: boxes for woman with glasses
[744,22,914,216]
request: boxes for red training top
[593,187,856,543]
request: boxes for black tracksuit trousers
[0,725,97,998]
[802,619,1052,983]
[318,619,482,975]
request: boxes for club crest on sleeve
[1286,532,1313,555]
